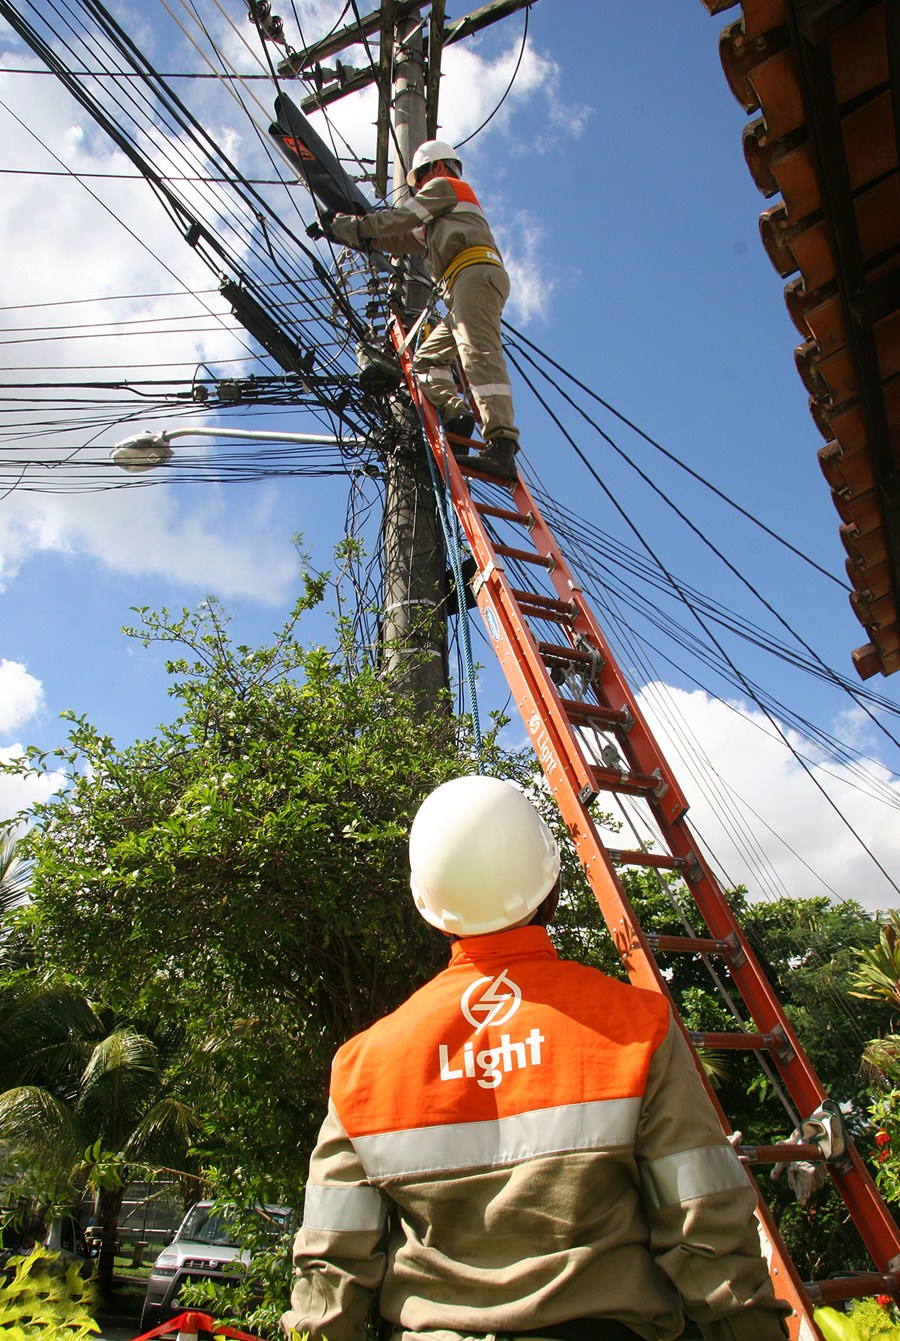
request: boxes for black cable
[454,6,529,150]
[0,3,375,445]
[506,333,900,757]
[507,344,900,897]
[503,321,847,590]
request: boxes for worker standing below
[282,775,790,1341]
[327,141,520,481]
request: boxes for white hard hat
[409,776,560,936]
[406,139,462,188]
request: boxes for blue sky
[1,0,899,909]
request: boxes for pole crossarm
[285,0,537,113]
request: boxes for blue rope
[407,334,485,771]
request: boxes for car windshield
[177,1205,289,1248]
[178,1206,240,1248]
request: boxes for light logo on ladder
[528,712,557,778]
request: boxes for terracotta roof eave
[702,0,900,677]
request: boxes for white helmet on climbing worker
[409,775,560,936]
[406,139,462,188]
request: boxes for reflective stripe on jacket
[284,926,789,1341]
[356,176,506,286]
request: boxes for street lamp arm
[160,427,367,446]
[110,426,367,472]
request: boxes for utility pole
[380,8,449,708]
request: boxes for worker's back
[285,777,789,1341]
[326,924,744,1340]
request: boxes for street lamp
[111,426,367,472]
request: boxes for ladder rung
[495,542,553,569]
[647,934,733,955]
[539,641,600,668]
[512,588,577,621]
[739,1143,824,1165]
[474,500,532,526]
[560,698,631,730]
[689,1031,780,1052]
[458,457,516,485]
[591,764,668,799]
[608,849,685,871]
[805,1273,900,1305]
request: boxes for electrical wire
[3,0,898,932]
[505,353,900,897]
[454,6,530,151]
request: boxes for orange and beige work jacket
[352,175,505,291]
[282,926,789,1341]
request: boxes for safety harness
[442,244,504,288]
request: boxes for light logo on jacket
[462,970,521,1031]
[438,970,545,1090]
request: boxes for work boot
[476,437,518,481]
[443,411,476,457]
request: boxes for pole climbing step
[389,316,900,1340]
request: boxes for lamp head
[111,431,173,473]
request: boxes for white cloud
[0,481,298,603]
[494,211,555,323]
[0,745,64,829]
[0,5,590,607]
[634,683,900,913]
[0,62,304,605]
[0,661,43,735]
[0,663,60,827]
[437,38,592,156]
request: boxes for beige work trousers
[413,265,519,445]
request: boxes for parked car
[140,1200,291,1332]
[0,1212,92,1276]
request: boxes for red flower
[876,1130,891,1148]
[878,1294,892,1310]
[879,1149,890,1163]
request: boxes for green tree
[2,577,532,1202]
[553,858,889,1275]
[0,833,31,921]
[0,977,201,1292]
[848,912,900,1208]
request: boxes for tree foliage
[0,1246,99,1339]
[2,578,532,1198]
[2,568,896,1310]
[552,852,891,1275]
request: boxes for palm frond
[0,834,32,921]
[850,910,900,1010]
[78,1028,160,1139]
[124,1097,201,1163]
[0,985,102,1088]
[0,1085,86,1170]
[81,1028,159,1086]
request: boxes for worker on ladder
[327,141,520,481]
[281,776,791,1341]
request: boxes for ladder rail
[388,317,900,1334]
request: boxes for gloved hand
[330,213,363,248]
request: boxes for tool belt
[441,244,504,287]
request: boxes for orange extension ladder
[390,316,900,1340]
